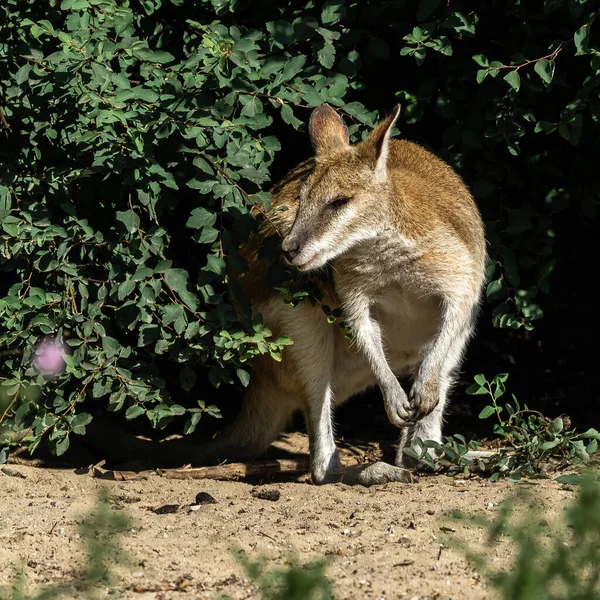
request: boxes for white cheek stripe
[297,206,380,268]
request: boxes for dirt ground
[0,432,574,600]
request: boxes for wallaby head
[281,104,401,271]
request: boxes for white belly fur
[332,285,441,404]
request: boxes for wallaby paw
[408,378,439,421]
[340,461,416,486]
[384,388,413,428]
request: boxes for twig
[487,44,567,73]
[92,458,311,481]
[258,531,278,543]
[0,109,9,130]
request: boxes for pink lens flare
[32,337,67,375]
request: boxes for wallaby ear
[367,105,401,180]
[309,104,350,156]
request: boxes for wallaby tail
[82,383,298,468]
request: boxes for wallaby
[96,104,485,484]
[171,103,487,486]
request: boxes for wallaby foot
[340,461,414,485]
[312,461,414,486]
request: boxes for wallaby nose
[281,237,301,262]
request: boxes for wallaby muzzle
[281,224,311,265]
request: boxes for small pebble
[195,492,217,505]
[154,504,179,515]
[251,488,281,502]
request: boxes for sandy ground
[0,432,574,600]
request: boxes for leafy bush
[5,477,600,599]
[1,0,598,457]
[405,373,600,480]
[3,489,130,600]
[2,489,332,600]
[453,473,600,600]
[221,552,333,600]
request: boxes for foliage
[452,474,600,600]
[1,0,598,456]
[4,478,600,600]
[2,489,130,600]
[405,373,600,480]
[1,489,331,600]
[221,553,333,600]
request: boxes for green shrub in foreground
[4,478,600,599]
[453,474,600,600]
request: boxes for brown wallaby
[172,103,487,486]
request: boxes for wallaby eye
[329,196,352,209]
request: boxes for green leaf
[550,417,563,434]
[317,42,336,69]
[403,447,419,459]
[14,64,31,85]
[570,440,589,461]
[70,413,92,435]
[486,279,505,303]
[61,0,88,9]
[149,51,175,64]
[534,58,555,85]
[183,412,202,435]
[556,474,581,485]
[474,374,487,386]
[164,269,189,293]
[179,366,197,392]
[205,255,226,276]
[132,87,159,103]
[266,20,295,45]
[466,384,488,395]
[479,405,496,419]
[280,55,306,82]
[503,70,521,92]
[321,0,346,25]
[138,324,161,346]
[574,25,589,55]
[102,336,121,358]
[125,405,145,420]
[540,440,560,451]
[236,368,250,387]
[281,104,303,129]
[187,207,217,230]
[240,95,263,118]
[476,69,488,84]
[55,434,70,456]
[581,428,600,440]
[118,278,136,301]
[116,210,140,234]
[162,304,185,327]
